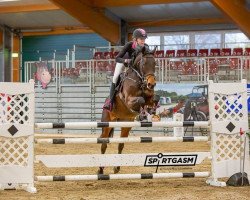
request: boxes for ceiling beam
[129,17,230,27]
[49,0,120,44]
[211,0,250,38]
[93,0,208,7]
[0,4,59,14]
[22,27,94,36]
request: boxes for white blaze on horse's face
[134,49,156,91]
[146,74,156,90]
[143,55,156,91]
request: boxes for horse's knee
[127,97,145,111]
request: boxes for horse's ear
[151,46,157,55]
[141,46,146,55]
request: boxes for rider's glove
[124,59,131,64]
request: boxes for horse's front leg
[126,96,145,111]
[114,127,131,174]
[98,127,113,174]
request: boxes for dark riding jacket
[115,41,149,64]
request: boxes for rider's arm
[115,42,133,63]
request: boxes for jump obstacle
[0,79,250,193]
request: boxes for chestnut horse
[99,46,157,174]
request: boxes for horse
[98,46,157,174]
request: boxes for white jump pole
[35,121,210,129]
[35,136,209,144]
[36,172,210,182]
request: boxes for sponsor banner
[144,153,198,167]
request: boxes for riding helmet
[132,28,147,39]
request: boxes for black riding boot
[103,83,116,111]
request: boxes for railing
[24,55,250,86]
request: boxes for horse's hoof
[113,166,120,174]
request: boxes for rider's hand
[124,59,131,64]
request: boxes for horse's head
[133,46,157,91]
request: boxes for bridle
[126,53,156,91]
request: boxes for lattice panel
[0,136,29,166]
[214,133,243,162]
[0,93,30,124]
[213,93,244,121]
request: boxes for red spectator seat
[77,62,88,73]
[113,51,119,58]
[169,61,177,70]
[176,49,187,57]
[107,63,113,70]
[95,61,106,72]
[229,58,240,69]
[232,48,243,56]
[186,60,198,74]
[209,64,218,74]
[244,59,250,70]
[166,50,175,57]
[62,67,68,77]
[198,49,209,57]
[174,61,185,70]
[220,48,231,56]
[230,48,243,69]
[243,48,250,69]
[155,50,165,58]
[207,59,219,73]
[93,52,104,59]
[187,49,198,57]
[181,63,192,75]
[210,49,220,56]
[103,52,114,59]
[219,48,231,65]
[244,48,250,56]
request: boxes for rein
[118,53,156,114]
[124,53,155,90]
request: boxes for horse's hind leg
[114,127,131,174]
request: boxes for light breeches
[112,63,125,84]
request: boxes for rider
[103,28,149,111]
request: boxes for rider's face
[136,38,146,47]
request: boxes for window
[146,36,160,50]
[164,35,189,50]
[225,33,250,48]
[195,34,221,49]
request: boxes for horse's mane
[133,48,155,67]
